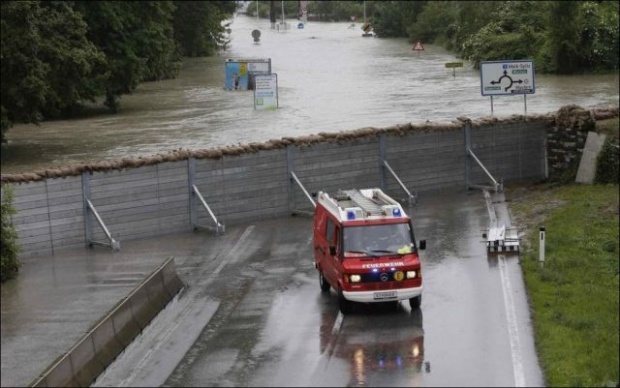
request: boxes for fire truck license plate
[373,291,396,299]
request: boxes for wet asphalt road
[93,188,543,387]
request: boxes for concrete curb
[575,131,607,184]
[29,257,184,387]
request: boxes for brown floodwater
[1,14,618,174]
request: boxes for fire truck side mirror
[418,240,426,250]
[329,246,337,256]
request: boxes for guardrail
[30,257,184,388]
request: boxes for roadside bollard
[539,226,545,266]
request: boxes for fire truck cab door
[323,219,342,287]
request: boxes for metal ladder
[344,189,384,215]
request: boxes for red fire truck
[313,188,425,314]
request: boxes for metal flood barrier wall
[29,257,184,387]
[4,119,547,257]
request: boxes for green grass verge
[595,117,619,140]
[508,183,619,387]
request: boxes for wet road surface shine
[92,189,543,387]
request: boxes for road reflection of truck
[319,307,425,386]
[313,188,425,314]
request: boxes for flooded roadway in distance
[92,189,543,387]
[1,14,618,174]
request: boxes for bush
[1,184,20,283]
[595,139,620,184]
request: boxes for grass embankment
[507,183,619,387]
[596,117,619,140]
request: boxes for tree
[1,1,48,142]
[73,1,180,111]
[575,1,619,72]
[372,1,424,38]
[406,1,457,45]
[1,185,20,283]
[36,1,106,118]
[459,1,547,67]
[173,1,236,58]
[0,0,105,142]
[545,1,580,74]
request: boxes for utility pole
[269,1,276,29]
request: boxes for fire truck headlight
[412,343,420,358]
[406,271,417,279]
[350,274,361,283]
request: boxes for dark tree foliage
[396,1,618,72]
[0,0,103,142]
[73,1,180,111]
[405,1,456,44]
[306,0,363,22]
[37,1,106,118]
[173,1,236,57]
[595,139,620,184]
[460,1,548,65]
[360,1,619,73]
[1,0,235,140]
[372,1,423,38]
[575,1,619,72]
[1,1,49,142]
[1,185,20,283]
[546,1,581,74]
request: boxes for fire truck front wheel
[409,295,422,310]
[319,270,330,292]
[338,287,352,314]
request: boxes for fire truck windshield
[343,223,414,256]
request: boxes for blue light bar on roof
[392,208,401,217]
[347,210,356,220]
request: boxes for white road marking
[214,225,255,274]
[498,254,526,387]
[331,311,344,336]
[319,310,344,369]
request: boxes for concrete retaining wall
[29,257,184,388]
[4,118,549,257]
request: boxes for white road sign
[254,73,278,110]
[480,60,535,96]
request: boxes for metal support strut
[462,118,503,193]
[82,171,120,251]
[467,148,503,193]
[382,159,417,206]
[289,171,316,216]
[191,184,225,235]
[86,199,121,251]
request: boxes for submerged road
[93,188,543,387]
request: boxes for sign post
[480,60,535,115]
[539,226,545,266]
[445,62,463,77]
